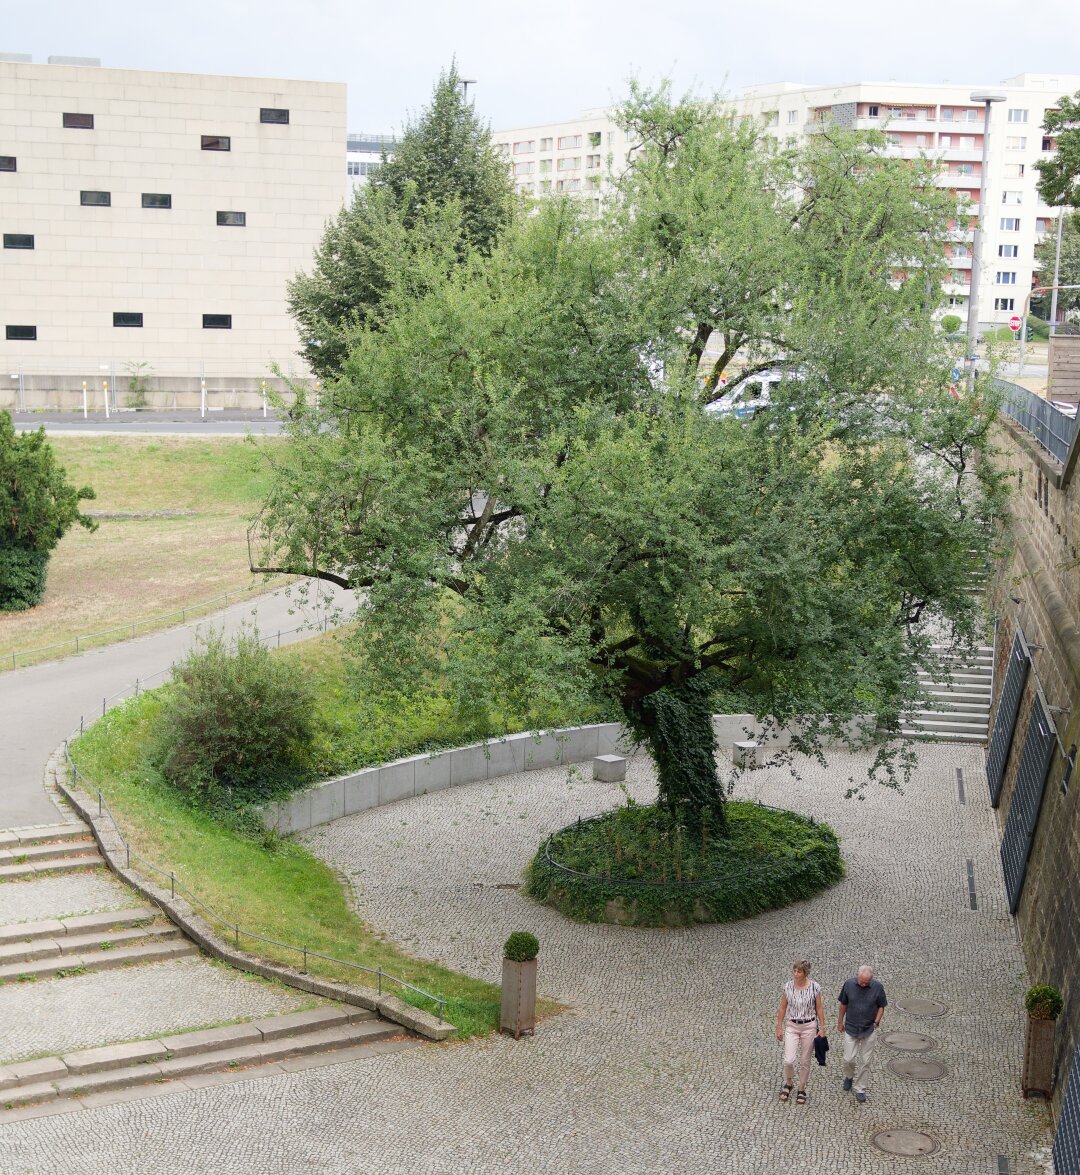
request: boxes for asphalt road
[0,581,352,827]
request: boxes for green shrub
[150,626,316,807]
[940,314,962,335]
[0,547,49,611]
[1025,984,1063,1020]
[525,801,844,927]
[503,932,539,962]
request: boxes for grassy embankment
[0,435,282,668]
[72,629,595,1037]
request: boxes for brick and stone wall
[987,420,1080,1119]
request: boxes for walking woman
[776,959,826,1104]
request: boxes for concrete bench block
[593,754,628,783]
[377,759,416,806]
[732,740,761,769]
[308,779,345,827]
[344,770,380,815]
[414,752,452,795]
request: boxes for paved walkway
[0,743,1056,1173]
[0,582,350,827]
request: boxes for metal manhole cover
[880,1030,938,1052]
[895,997,948,1018]
[872,1129,940,1157]
[887,1056,948,1082]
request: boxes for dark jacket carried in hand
[814,1034,830,1066]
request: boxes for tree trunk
[628,677,727,833]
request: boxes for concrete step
[917,672,991,687]
[0,824,91,852]
[0,839,99,865]
[0,937,197,983]
[0,1009,405,1108]
[924,689,993,706]
[901,728,988,745]
[916,697,990,715]
[907,714,989,735]
[0,923,182,967]
[0,854,105,882]
[0,908,158,946]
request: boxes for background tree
[1033,210,1080,320]
[256,89,1002,825]
[1035,91,1080,211]
[288,63,514,381]
[0,412,96,610]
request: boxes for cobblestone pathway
[0,744,1055,1174]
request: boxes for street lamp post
[966,91,1006,395]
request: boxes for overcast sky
[7,0,1080,132]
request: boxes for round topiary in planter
[524,801,844,928]
[501,932,539,1039]
[1023,984,1063,1098]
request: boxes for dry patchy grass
[0,435,283,666]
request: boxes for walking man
[837,964,887,1102]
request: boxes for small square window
[80,190,111,206]
[260,108,289,124]
[0,156,15,172]
[63,112,94,129]
[201,135,231,151]
[5,325,36,341]
[588,130,601,146]
[113,312,144,328]
[142,193,172,208]
[216,211,246,226]
[2,234,33,249]
[202,314,232,329]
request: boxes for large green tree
[256,88,1002,824]
[1034,210,1080,318]
[0,412,96,610]
[288,63,514,381]
[1035,91,1080,211]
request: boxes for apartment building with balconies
[734,73,1080,330]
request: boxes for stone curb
[52,764,455,1043]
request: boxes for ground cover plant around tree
[253,82,1008,923]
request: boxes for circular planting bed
[524,801,844,927]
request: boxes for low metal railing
[996,378,1077,464]
[63,624,447,1024]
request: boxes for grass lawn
[0,435,284,668]
[69,630,589,1037]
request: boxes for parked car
[705,369,799,421]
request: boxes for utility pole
[966,91,1006,395]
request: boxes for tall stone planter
[1022,1015,1056,1098]
[500,958,537,1039]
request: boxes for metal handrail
[62,625,446,1024]
[995,378,1077,464]
[3,580,283,671]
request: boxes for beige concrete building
[0,57,345,402]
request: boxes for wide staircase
[0,819,417,1116]
[901,644,994,744]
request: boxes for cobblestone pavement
[0,874,140,928]
[0,958,315,1064]
[0,744,1055,1174]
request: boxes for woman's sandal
[796,1090,807,1105]
[779,1084,793,1102]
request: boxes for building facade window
[1004,163,1025,178]
[513,162,534,176]
[868,104,879,117]
[1000,217,1020,231]
[1005,136,1027,150]
[1002,190,1022,204]
[0,156,15,172]
[1036,217,1052,233]
[5,325,36,341]
[202,314,232,329]
[1008,109,1029,123]
[999,244,1019,257]
[2,234,34,249]
[557,134,582,149]
[996,271,1017,284]
[586,154,601,169]
[512,140,535,154]
[539,137,552,151]
[786,109,798,123]
[80,190,111,206]
[1042,137,1054,152]
[588,131,601,146]
[994,298,1016,310]
[259,108,289,124]
[113,312,144,328]
[200,135,231,151]
[62,112,94,129]
[142,193,172,208]
[216,211,246,226]
[557,157,581,171]
[538,159,552,173]
[955,163,974,176]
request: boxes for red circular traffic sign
[1009,315,1022,332]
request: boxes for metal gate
[1000,695,1058,915]
[1054,1035,1080,1175]
[987,632,1031,806]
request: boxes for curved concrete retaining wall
[260,714,872,836]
